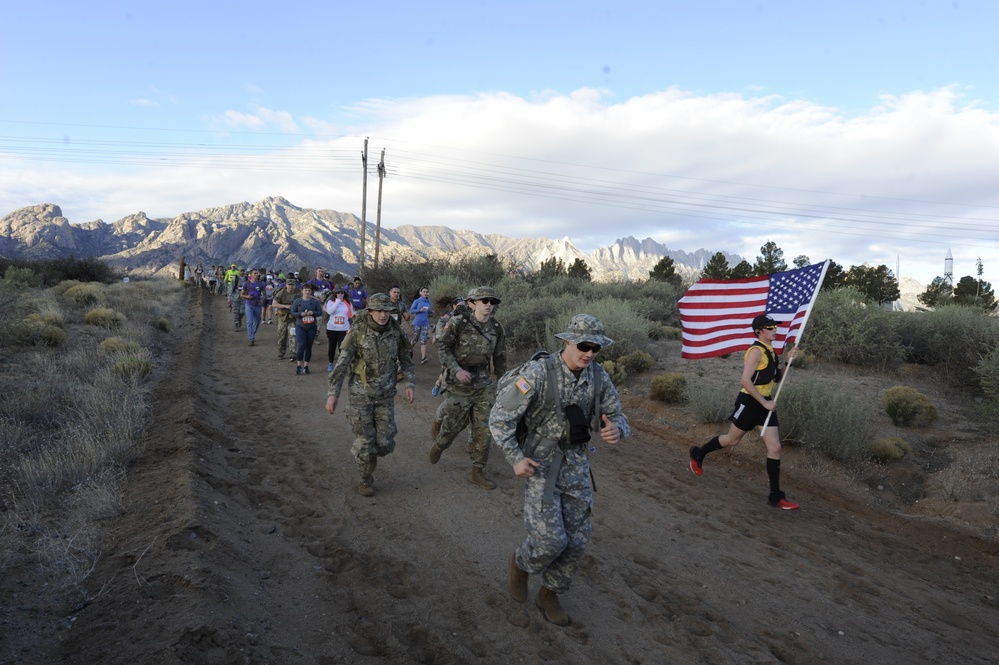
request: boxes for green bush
[789,350,816,369]
[974,347,999,403]
[112,357,152,378]
[880,386,938,426]
[805,288,906,371]
[63,283,104,306]
[50,279,82,296]
[780,375,877,462]
[619,350,655,374]
[899,306,999,394]
[154,316,170,332]
[685,378,732,423]
[10,316,66,346]
[650,373,686,403]
[100,337,142,354]
[2,266,44,287]
[869,436,912,464]
[85,307,126,329]
[648,322,681,341]
[601,360,627,384]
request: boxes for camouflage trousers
[347,395,398,484]
[434,386,493,468]
[231,298,244,327]
[515,449,593,594]
[276,318,292,358]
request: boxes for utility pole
[358,137,369,277]
[374,149,385,270]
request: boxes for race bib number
[333,316,346,325]
[302,313,315,325]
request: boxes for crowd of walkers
[198,259,797,629]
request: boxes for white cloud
[3,86,998,285]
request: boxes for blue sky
[2,1,998,285]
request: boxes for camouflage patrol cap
[366,292,395,311]
[466,286,500,303]
[554,314,615,347]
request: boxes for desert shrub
[10,315,67,346]
[100,337,142,354]
[112,358,152,378]
[619,350,655,374]
[685,377,732,423]
[63,283,104,306]
[2,266,44,287]
[806,288,906,370]
[780,375,877,462]
[880,386,938,426]
[789,349,816,369]
[974,347,999,404]
[154,317,170,332]
[648,322,681,340]
[50,279,82,296]
[601,360,627,384]
[629,279,683,325]
[650,373,686,403]
[899,306,999,393]
[869,436,912,464]
[85,307,126,329]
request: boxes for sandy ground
[4,287,999,664]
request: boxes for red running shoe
[769,498,800,510]
[688,446,703,477]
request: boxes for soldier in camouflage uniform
[271,279,299,360]
[326,293,416,497]
[489,314,629,626]
[429,286,507,489]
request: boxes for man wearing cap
[429,286,507,490]
[688,313,800,510]
[490,313,629,626]
[271,278,299,360]
[327,293,415,497]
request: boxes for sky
[2,0,998,286]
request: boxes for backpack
[495,351,603,456]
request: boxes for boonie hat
[554,314,614,347]
[752,314,778,331]
[365,293,395,311]
[466,286,500,303]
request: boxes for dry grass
[0,278,180,588]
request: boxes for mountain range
[0,196,925,309]
[0,196,740,282]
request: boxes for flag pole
[760,259,830,435]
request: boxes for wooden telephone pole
[358,137,369,276]
[374,149,385,270]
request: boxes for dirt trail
[39,289,999,663]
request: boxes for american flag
[679,261,828,359]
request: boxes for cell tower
[944,249,953,286]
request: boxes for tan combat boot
[358,482,374,497]
[536,587,569,626]
[469,467,496,490]
[508,551,528,603]
[429,444,443,465]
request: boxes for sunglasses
[478,298,501,306]
[576,342,601,353]
[761,326,777,331]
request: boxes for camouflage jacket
[328,315,415,400]
[271,287,298,322]
[489,353,630,467]
[437,314,507,391]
